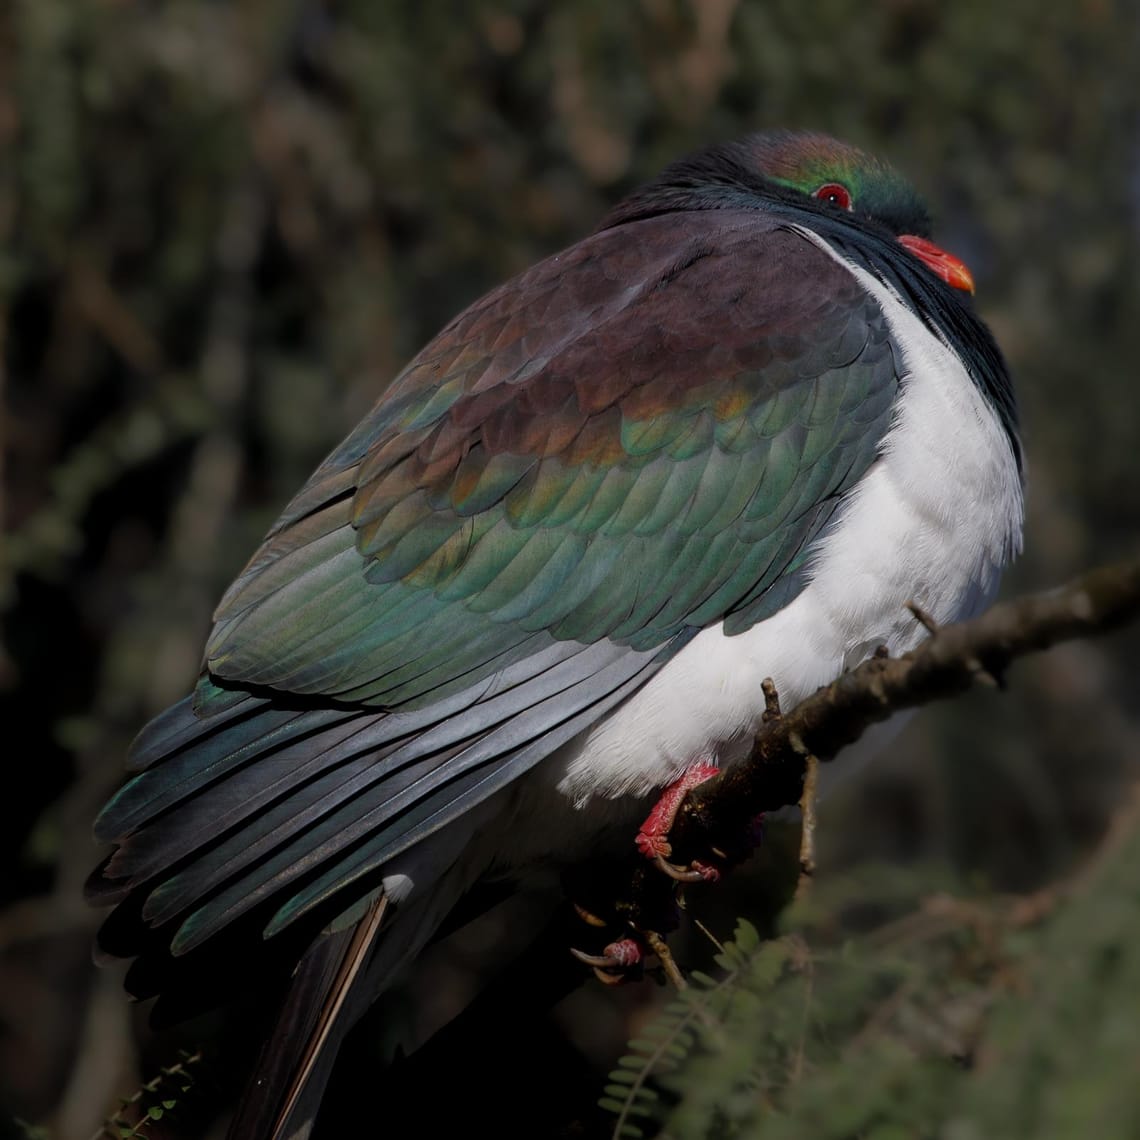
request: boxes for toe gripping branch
[565,857,690,987]
[565,777,764,986]
[567,679,813,987]
[636,762,727,883]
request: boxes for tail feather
[225,826,484,1140]
[227,895,389,1140]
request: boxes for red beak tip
[898,234,975,295]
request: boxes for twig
[795,750,819,901]
[906,600,940,635]
[692,917,726,955]
[676,556,1140,852]
[645,929,688,990]
[90,1050,203,1140]
[761,676,783,722]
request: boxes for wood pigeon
[87,130,1024,1139]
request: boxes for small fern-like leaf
[606,1070,639,1085]
[603,923,754,1139]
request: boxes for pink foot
[601,938,642,968]
[635,762,720,860]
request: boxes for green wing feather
[207,214,897,705]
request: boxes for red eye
[813,183,852,211]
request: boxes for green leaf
[734,919,761,952]
[607,1069,639,1085]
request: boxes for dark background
[2,1,1138,1137]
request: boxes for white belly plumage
[554,236,1024,807]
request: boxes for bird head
[602,129,976,294]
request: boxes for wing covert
[207,212,898,706]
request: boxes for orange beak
[897,234,975,294]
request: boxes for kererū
[87,130,1024,1139]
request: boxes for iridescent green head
[604,129,976,293]
[743,129,933,238]
[738,130,974,293]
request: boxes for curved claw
[592,965,629,985]
[570,936,644,985]
[570,948,632,985]
[570,946,623,969]
[653,853,711,883]
[573,902,608,928]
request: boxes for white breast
[554,231,1024,806]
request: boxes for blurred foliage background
[1,0,1139,1137]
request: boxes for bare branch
[672,555,1140,860]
